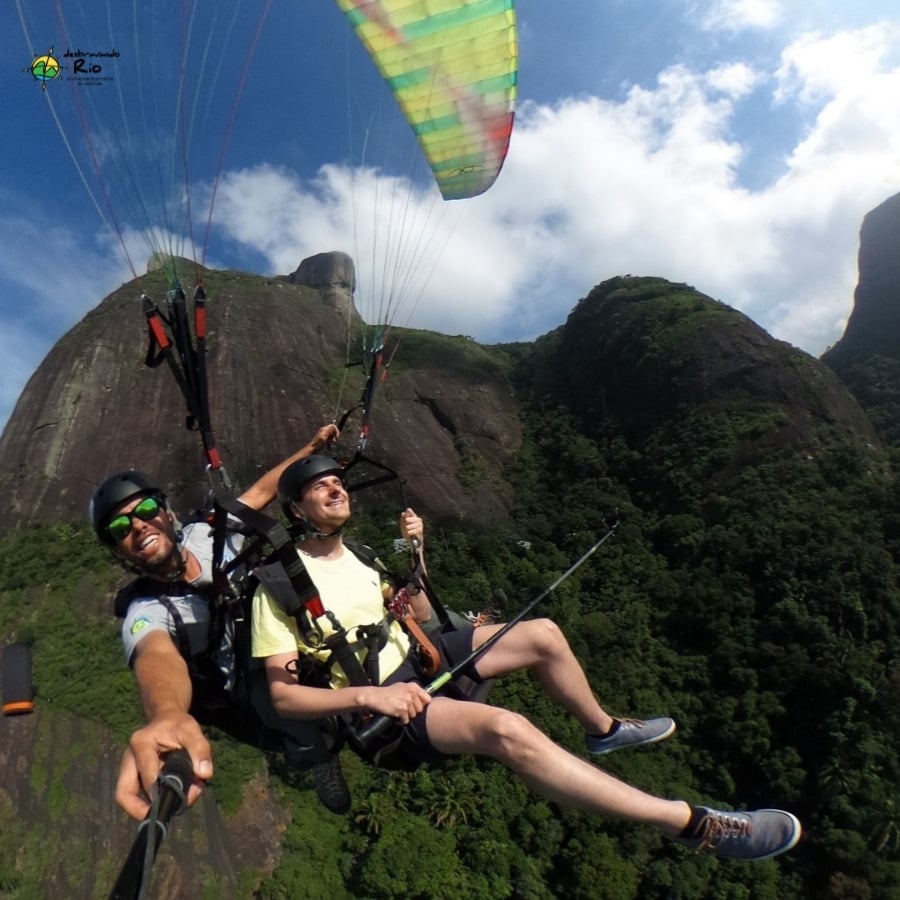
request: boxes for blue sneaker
[676,807,802,860]
[585,717,676,755]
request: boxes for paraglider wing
[335,0,518,200]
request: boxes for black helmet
[90,470,166,544]
[278,456,346,520]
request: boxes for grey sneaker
[586,717,676,755]
[310,755,351,815]
[677,807,802,860]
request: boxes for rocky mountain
[531,276,882,503]
[0,252,521,537]
[824,192,900,368]
[822,191,900,442]
[3,241,885,542]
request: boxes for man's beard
[141,531,186,580]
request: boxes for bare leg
[471,618,615,735]
[425,696,690,834]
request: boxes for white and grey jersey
[119,521,243,691]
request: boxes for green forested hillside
[3,417,897,897]
[3,278,899,898]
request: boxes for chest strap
[253,562,375,688]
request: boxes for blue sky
[3,1,900,432]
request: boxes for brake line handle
[354,670,450,746]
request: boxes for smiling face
[109,494,183,577]
[295,473,351,534]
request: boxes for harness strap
[190,284,224,474]
[156,595,193,661]
[389,588,441,677]
[322,627,377,688]
[209,495,439,693]
[212,495,311,601]
[214,499,378,688]
[253,562,317,646]
[252,563,375,688]
[114,576,197,618]
[167,287,202,430]
[155,592,230,714]
[155,585,228,680]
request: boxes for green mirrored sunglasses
[106,496,163,542]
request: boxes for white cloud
[696,0,784,33]
[212,25,900,360]
[775,23,900,105]
[214,62,762,336]
[212,163,529,335]
[706,61,761,97]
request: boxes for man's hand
[310,423,339,452]
[363,682,431,724]
[115,712,212,820]
[400,508,424,548]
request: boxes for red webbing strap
[191,284,222,477]
[389,588,441,677]
[143,295,192,404]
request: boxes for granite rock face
[821,192,900,443]
[0,254,521,534]
[823,192,900,369]
[526,275,882,497]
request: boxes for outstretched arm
[237,423,339,511]
[264,652,430,724]
[116,630,212,819]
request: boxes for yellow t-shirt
[251,545,410,689]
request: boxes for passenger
[251,458,800,860]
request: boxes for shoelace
[616,717,644,728]
[694,811,752,852]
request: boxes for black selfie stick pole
[109,749,194,900]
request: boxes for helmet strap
[292,511,343,541]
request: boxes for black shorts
[382,627,485,764]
